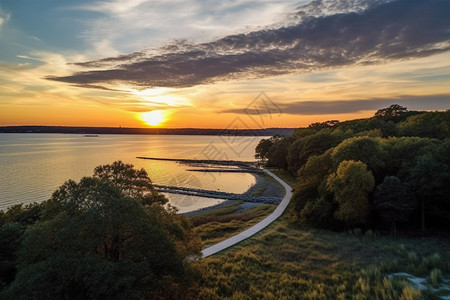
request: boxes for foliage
[380,137,437,179]
[300,195,335,228]
[93,160,167,205]
[254,138,274,161]
[374,104,408,122]
[287,130,345,175]
[0,224,22,290]
[256,107,449,233]
[308,120,340,129]
[374,176,413,234]
[195,199,449,299]
[266,136,295,170]
[327,160,375,226]
[404,154,449,231]
[331,136,384,178]
[398,111,450,139]
[292,150,333,216]
[1,161,201,299]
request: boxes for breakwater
[136,156,258,169]
[186,169,263,173]
[154,185,281,204]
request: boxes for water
[0,133,266,213]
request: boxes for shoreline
[182,171,284,216]
[182,172,264,216]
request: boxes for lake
[0,133,266,213]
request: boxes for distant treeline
[0,126,294,136]
[255,105,450,233]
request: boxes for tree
[331,136,384,180]
[287,130,344,175]
[380,137,437,179]
[327,160,375,226]
[93,160,167,205]
[266,136,294,170]
[398,111,450,139]
[374,104,408,122]
[0,202,44,289]
[374,176,413,235]
[293,149,333,216]
[2,162,201,299]
[405,154,448,232]
[0,223,22,290]
[255,138,274,162]
[308,120,340,129]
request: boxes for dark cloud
[48,0,450,89]
[224,95,450,115]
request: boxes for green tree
[0,202,43,226]
[287,130,344,175]
[293,150,333,216]
[93,160,167,205]
[327,160,375,226]
[308,120,340,129]
[380,137,437,179]
[398,110,450,139]
[2,162,201,299]
[266,136,294,170]
[255,138,274,162]
[374,104,408,122]
[405,154,448,232]
[299,179,335,228]
[0,224,22,290]
[374,176,413,235]
[331,136,384,179]
[0,202,44,290]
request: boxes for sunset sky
[1,0,449,129]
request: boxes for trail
[202,169,293,258]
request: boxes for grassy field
[189,170,450,299]
[190,201,276,246]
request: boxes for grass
[188,169,450,299]
[194,205,449,299]
[189,201,275,246]
[266,168,298,188]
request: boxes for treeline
[255,105,450,233]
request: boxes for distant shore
[0,126,295,136]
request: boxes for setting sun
[141,110,166,126]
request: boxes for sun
[141,110,166,126]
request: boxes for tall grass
[191,170,449,299]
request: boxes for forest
[255,105,450,234]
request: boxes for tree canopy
[374,176,412,235]
[255,106,449,233]
[327,160,374,226]
[1,161,201,299]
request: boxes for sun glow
[140,110,166,126]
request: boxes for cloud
[48,0,450,90]
[72,0,298,56]
[223,94,450,115]
[0,7,10,31]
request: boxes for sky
[0,0,449,129]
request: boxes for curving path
[202,169,293,258]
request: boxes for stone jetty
[154,185,281,204]
[136,156,258,169]
[186,168,263,173]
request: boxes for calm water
[0,134,265,213]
